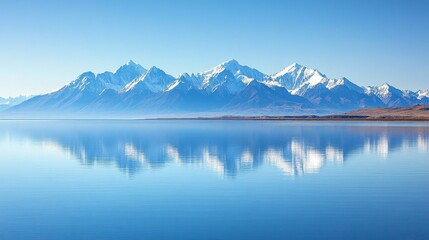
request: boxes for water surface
[0,120,428,240]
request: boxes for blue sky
[0,0,428,97]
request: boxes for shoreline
[0,116,428,121]
[150,116,429,121]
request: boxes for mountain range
[0,95,32,111]
[2,59,429,118]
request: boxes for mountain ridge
[2,60,428,118]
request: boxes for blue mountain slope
[303,83,385,111]
[8,62,146,113]
[225,80,311,110]
[151,79,211,111]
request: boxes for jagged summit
[116,60,145,72]
[273,62,317,77]
[417,90,429,100]
[147,66,164,73]
[276,62,303,73]
[124,66,175,93]
[378,83,394,91]
[270,63,326,93]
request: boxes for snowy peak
[379,83,393,92]
[325,77,364,93]
[166,74,197,92]
[417,90,429,100]
[115,60,146,79]
[272,62,302,77]
[116,60,139,71]
[61,60,148,95]
[204,59,266,82]
[175,73,203,89]
[221,59,240,69]
[271,63,327,92]
[197,59,268,94]
[67,71,99,92]
[202,67,237,92]
[379,83,404,95]
[124,66,175,93]
[367,83,402,98]
[273,63,324,79]
[364,83,422,107]
[148,66,164,74]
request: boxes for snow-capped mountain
[262,64,384,109]
[124,66,174,93]
[266,63,326,93]
[8,61,146,113]
[195,59,267,94]
[364,83,422,107]
[169,73,202,91]
[416,90,429,104]
[68,60,146,94]
[3,59,428,118]
[114,60,147,86]
[212,59,267,82]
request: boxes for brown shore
[152,104,429,121]
[151,116,429,121]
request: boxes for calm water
[0,120,428,240]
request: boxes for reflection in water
[0,120,428,176]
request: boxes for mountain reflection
[1,120,428,176]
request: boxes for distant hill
[339,104,429,120]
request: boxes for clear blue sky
[0,0,428,97]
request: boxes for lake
[0,120,428,240]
